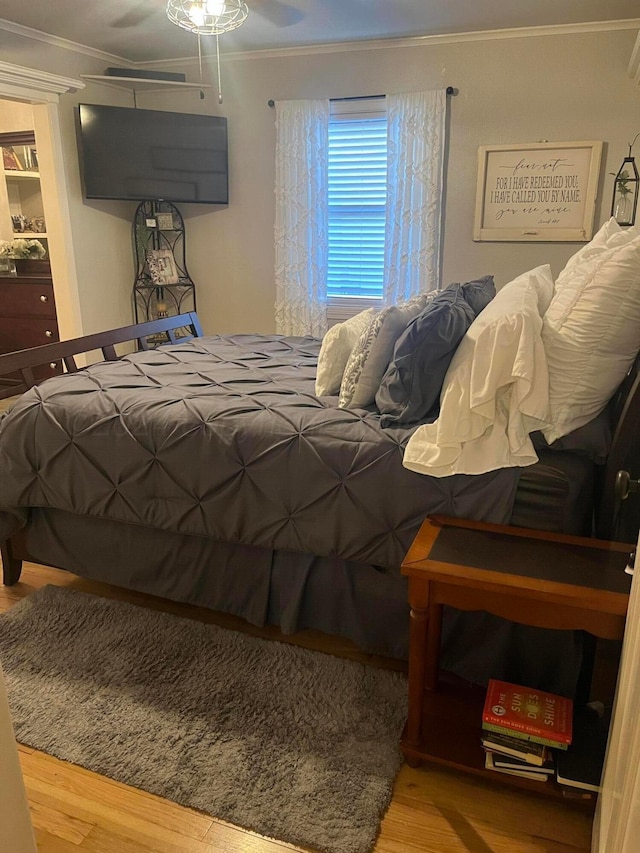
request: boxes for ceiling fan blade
[251,0,304,28]
[111,1,158,29]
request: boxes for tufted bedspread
[0,334,520,570]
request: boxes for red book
[482,679,573,750]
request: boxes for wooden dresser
[0,272,62,397]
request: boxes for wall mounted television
[77,103,228,204]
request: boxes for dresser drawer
[0,316,59,353]
[0,281,56,318]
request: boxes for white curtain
[274,99,329,337]
[592,529,640,852]
[383,89,447,305]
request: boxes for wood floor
[0,561,594,853]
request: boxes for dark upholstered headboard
[596,350,640,543]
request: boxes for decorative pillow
[555,217,640,293]
[376,277,495,427]
[402,265,554,477]
[542,234,640,443]
[456,274,497,317]
[314,308,376,396]
[338,292,433,409]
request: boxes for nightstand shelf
[400,515,633,801]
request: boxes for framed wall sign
[473,140,603,242]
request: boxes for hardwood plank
[203,819,307,852]
[34,827,84,852]
[74,825,160,853]
[2,563,595,853]
[20,751,213,841]
[80,823,304,853]
[393,764,592,847]
[24,773,237,853]
[28,798,93,845]
[378,798,589,853]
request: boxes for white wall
[2,26,639,337]
[158,27,640,335]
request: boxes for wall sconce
[611,134,640,226]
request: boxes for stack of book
[481,679,573,783]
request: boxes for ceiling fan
[111,0,304,30]
[111,1,304,105]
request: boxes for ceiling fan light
[189,4,206,28]
[166,0,248,35]
[205,0,226,16]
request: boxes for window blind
[327,115,387,300]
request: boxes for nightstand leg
[405,577,430,748]
[425,601,443,690]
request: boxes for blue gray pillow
[375,276,495,427]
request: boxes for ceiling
[0,0,639,64]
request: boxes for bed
[1,223,640,695]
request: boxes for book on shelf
[480,731,550,766]
[482,679,573,750]
[484,751,550,781]
[555,709,609,793]
[489,751,555,775]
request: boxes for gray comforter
[0,334,520,569]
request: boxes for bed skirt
[22,508,584,696]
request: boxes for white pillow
[403,265,553,477]
[338,294,430,408]
[314,308,375,396]
[542,234,640,443]
[555,217,640,293]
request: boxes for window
[327,99,387,308]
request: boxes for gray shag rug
[0,585,408,853]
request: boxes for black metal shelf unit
[132,201,196,338]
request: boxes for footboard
[0,311,203,399]
[1,529,28,586]
[0,312,203,584]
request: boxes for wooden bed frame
[1,311,639,590]
[0,312,203,400]
[0,313,203,585]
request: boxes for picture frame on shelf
[156,212,176,231]
[147,248,179,285]
[473,140,603,242]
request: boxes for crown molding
[137,18,640,68]
[0,17,130,65]
[1,15,638,70]
[628,31,640,83]
[0,60,83,100]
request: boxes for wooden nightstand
[400,515,633,797]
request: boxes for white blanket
[402,266,553,477]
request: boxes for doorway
[0,63,83,342]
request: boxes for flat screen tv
[77,103,228,204]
